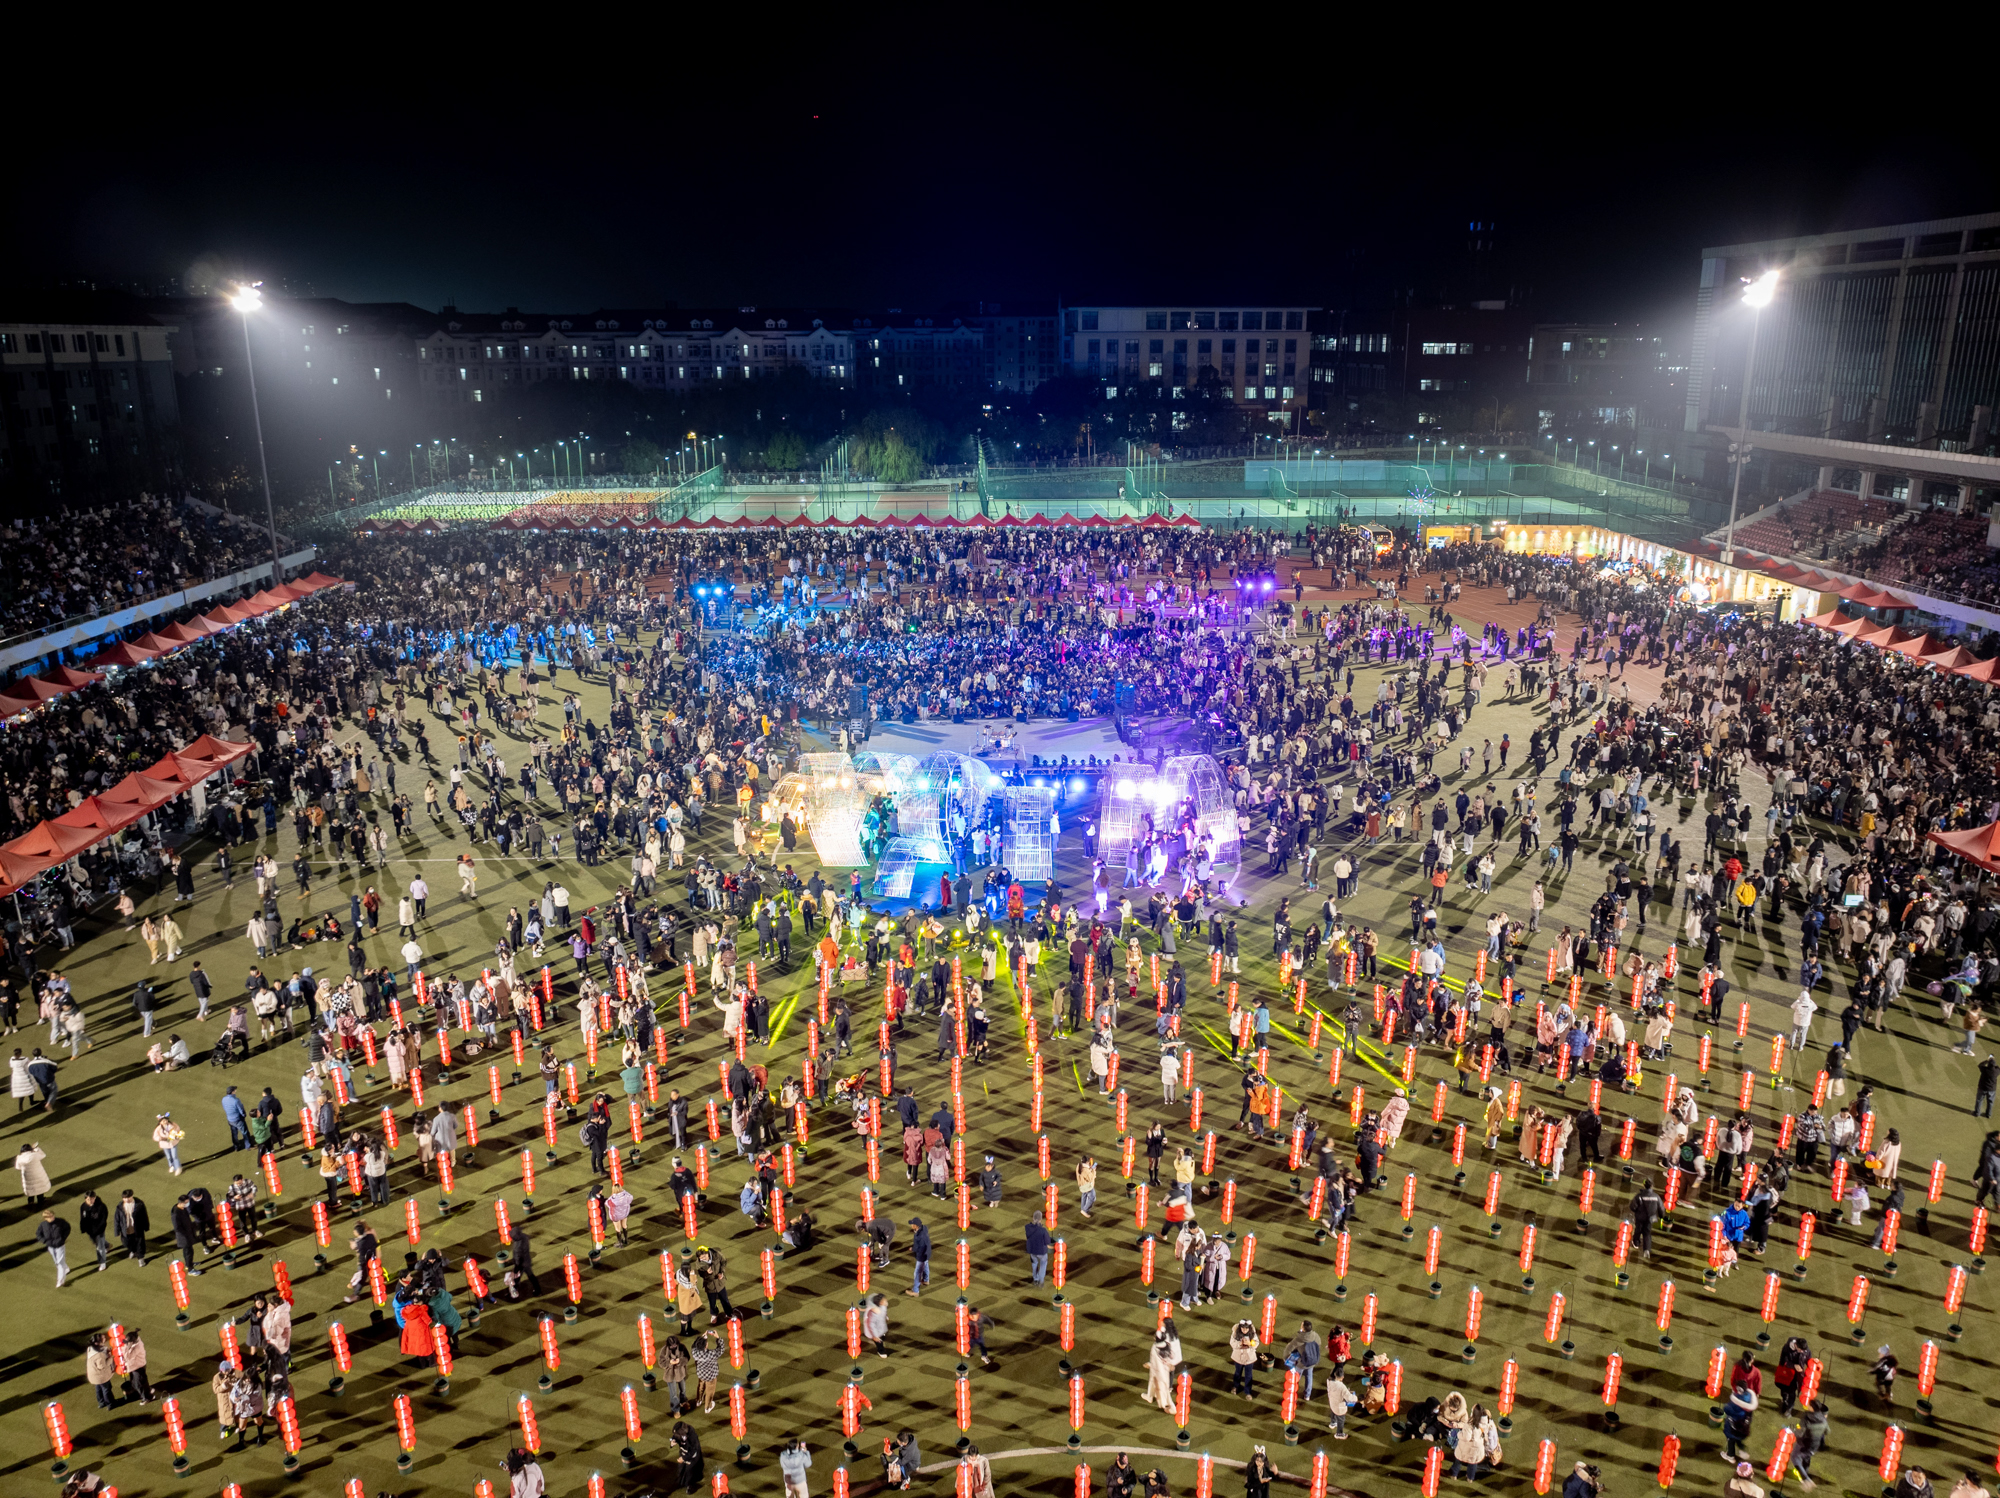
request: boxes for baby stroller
[209,1033,238,1068]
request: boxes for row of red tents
[1801,608,2000,679]
[0,573,350,716]
[1728,553,1919,612]
[0,733,255,892]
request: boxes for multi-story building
[1058,304,1316,422]
[961,303,1059,392]
[850,313,986,395]
[0,290,181,500]
[1530,322,1685,429]
[1311,302,1533,428]
[146,295,432,401]
[1688,212,2000,449]
[413,307,855,403]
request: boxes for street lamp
[1721,268,1781,565]
[228,285,285,582]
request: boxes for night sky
[7,64,1995,332]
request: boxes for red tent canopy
[1802,609,1846,629]
[1920,644,1981,671]
[37,666,105,689]
[1928,819,2000,871]
[85,640,161,668]
[1170,513,1201,526]
[298,572,345,590]
[52,796,143,834]
[994,515,1025,527]
[99,772,183,812]
[0,692,42,718]
[154,621,208,646]
[1883,631,1935,657]
[173,734,255,774]
[8,677,70,702]
[1955,656,2000,682]
[201,605,252,627]
[0,820,103,877]
[1023,513,1052,527]
[131,630,184,655]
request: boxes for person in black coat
[114,1191,150,1263]
[672,1421,705,1495]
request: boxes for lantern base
[1522,1276,1535,1294]
[1460,1344,1477,1364]
[1488,1220,1503,1238]
[1970,1258,1986,1275]
[1849,1326,1866,1345]
[170,1456,189,1476]
[1497,1417,1513,1436]
[736,1444,752,1466]
[467,1306,483,1329]
[1621,1164,1634,1181]
[328,1375,345,1396]
[843,1442,861,1462]
[1175,1430,1192,1451]
[433,1377,451,1397]
[313,1253,328,1272]
[643,1371,658,1392]
[396,1452,415,1474]
[1313,1230,1328,1246]
[1576,1218,1590,1235]
[490,1109,503,1125]
[1401,1225,1414,1241]
[621,1447,638,1469]
[1283,1423,1299,1446]
[1755,1331,1772,1349]
[850,1366,864,1382]
[1791,1262,1807,1281]
[1657,1335,1674,1354]
[1881,1258,1898,1279]
[175,1310,190,1329]
[1453,1172,1467,1188]
[747,1370,762,1392]
[1946,1323,1964,1342]
[1702,1269,1717,1290]
[760,1299,774,1319]
[545,1151,558,1165]
[1915,1397,1933,1420]
[1428,1282,1442,1299]
[1225,1230,1238,1243]
[955,1438,971,1455]
[1707,1405,1725,1427]
[1058,1359,1074,1378]
[1146,1291,1159,1305]
[223,1251,237,1270]
[539,1373,554,1391]
[283,1452,301,1472]
[1333,1282,1347,1301]
[563,1305,579,1323]
[1239,1286,1254,1303]
[1614,1272,1630,1289]
[1602,1411,1621,1433]
[1067,1434,1082,1453]
[1560,1340,1575,1361]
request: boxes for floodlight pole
[238,308,284,584]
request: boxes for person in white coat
[1142,1323,1182,1408]
[16,1141,52,1202]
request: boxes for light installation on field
[1095,754,1239,889]
[798,752,867,866]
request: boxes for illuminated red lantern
[393,1393,417,1453]
[1879,1425,1905,1485]
[1601,1353,1623,1407]
[1543,1292,1566,1343]
[1657,1432,1681,1490]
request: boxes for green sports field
[4,619,1994,1498]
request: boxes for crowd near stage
[4,513,1998,1498]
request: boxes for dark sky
[7,45,1995,335]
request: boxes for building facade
[1687,212,2000,450]
[850,314,985,396]
[965,304,1058,392]
[1310,303,1533,428]
[1059,304,1316,422]
[413,308,855,404]
[1530,322,1684,430]
[0,291,181,501]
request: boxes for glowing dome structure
[1095,753,1238,885]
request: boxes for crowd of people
[4,504,2000,1498]
[0,496,284,638]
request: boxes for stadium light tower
[228,284,285,583]
[1721,268,1781,565]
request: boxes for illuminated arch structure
[1095,753,1240,886]
[797,751,867,866]
[869,752,1003,899]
